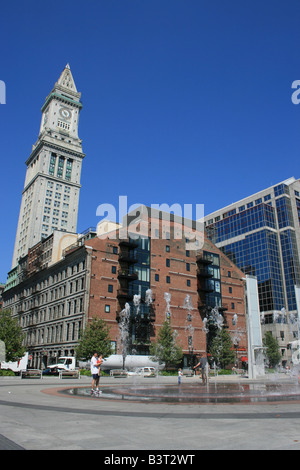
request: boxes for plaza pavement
[1,373,300,452]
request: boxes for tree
[75,318,112,360]
[209,328,235,369]
[0,309,26,362]
[150,319,183,369]
[263,331,281,368]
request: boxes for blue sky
[0,0,299,282]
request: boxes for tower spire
[56,63,78,94]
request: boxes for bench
[20,369,43,379]
[59,369,80,379]
[182,368,194,376]
[110,369,128,378]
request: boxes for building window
[57,157,65,178]
[186,263,190,271]
[105,305,110,313]
[113,246,118,254]
[166,245,170,252]
[229,287,232,293]
[57,120,70,130]
[65,159,73,181]
[187,279,191,287]
[49,153,56,175]
[108,284,113,293]
[231,302,235,309]
[166,276,170,283]
[111,266,116,274]
[155,274,159,281]
[166,259,170,267]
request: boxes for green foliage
[0,369,15,376]
[75,317,113,360]
[150,319,183,370]
[263,331,281,368]
[209,328,235,369]
[0,309,26,362]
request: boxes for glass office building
[205,177,300,327]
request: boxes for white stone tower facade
[12,64,85,268]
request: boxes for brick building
[2,207,248,369]
[84,206,247,367]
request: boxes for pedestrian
[178,368,183,385]
[193,354,209,384]
[90,352,101,395]
[96,354,103,394]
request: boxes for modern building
[2,207,248,370]
[204,177,300,366]
[11,64,85,268]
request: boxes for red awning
[241,357,248,362]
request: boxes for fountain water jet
[164,292,171,319]
[118,302,131,369]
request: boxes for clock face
[59,108,71,120]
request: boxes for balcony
[117,269,138,281]
[196,268,213,278]
[198,287,214,294]
[118,251,138,263]
[117,288,133,300]
[119,239,139,248]
[196,255,213,265]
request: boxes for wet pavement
[1,374,300,450]
[62,379,300,404]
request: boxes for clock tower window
[49,154,56,176]
[57,157,65,178]
[57,120,70,130]
[65,159,73,181]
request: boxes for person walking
[95,354,103,395]
[193,354,209,385]
[90,352,101,394]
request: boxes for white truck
[44,356,77,375]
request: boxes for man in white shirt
[90,352,101,394]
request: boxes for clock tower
[11,64,85,268]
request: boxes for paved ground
[1,374,300,452]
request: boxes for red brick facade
[85,209,247,365]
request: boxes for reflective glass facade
[212,204,275,243]
[205,179,300,315]
[221,229,285,311]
